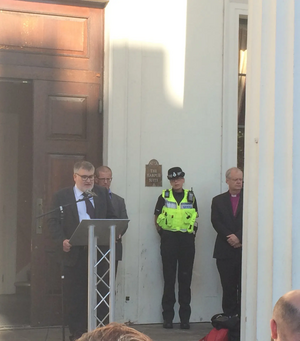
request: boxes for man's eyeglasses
[97,178,112,182]
[75,173,95,181]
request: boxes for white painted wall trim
[244,0,296,339]
[222,0,248,190]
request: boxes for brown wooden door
[31,80,102,325]
[0,0,105,326]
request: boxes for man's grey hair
[73,161,95,173]
[225,167,242,179]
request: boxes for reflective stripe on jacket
[156,189,197,233]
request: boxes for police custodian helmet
[167,167,185,180]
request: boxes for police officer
[154,167,198,330]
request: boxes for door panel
[31,81,102,325]
[0,1,104,73]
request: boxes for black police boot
[163,320,173,329]
[180,322,190,329]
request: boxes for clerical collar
[230,192,240,198]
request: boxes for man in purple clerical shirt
[211,167,243,341]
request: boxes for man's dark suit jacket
[111,192,128,261]
[48,184,116,266]
[211,190,243,260]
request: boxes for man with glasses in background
[48,161,116,341]
[95,166,128,273]
[211,167,243,341]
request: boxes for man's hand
[233,242,242,248]
[63,239,72,252]
[226,234,241,247]
[156,225,163,235]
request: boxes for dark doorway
[0,80,33,327]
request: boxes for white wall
[104,0,234,323]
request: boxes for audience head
[77,323,153,341]
[270,290,300,341]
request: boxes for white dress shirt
[73,185,95,222]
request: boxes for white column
[292,0,300,288]
[243,0,296,340]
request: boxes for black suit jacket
[48,184,116,266]
[111,192,128,261]
[211,190,243,260]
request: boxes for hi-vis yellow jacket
[156,189,197,233]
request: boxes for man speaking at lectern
[48,161,116,341]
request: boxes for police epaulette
[164,189,170,198]
[187,189,194,203]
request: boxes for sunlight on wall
[106,0,187,108]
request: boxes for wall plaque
[145,159,162,187]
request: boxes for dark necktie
[82,192,95,219]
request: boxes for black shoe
[180,322,190,329]
[163,321,173,329]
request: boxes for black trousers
[216,257,241,316]
[63,249,88,337]
[160,231,195,323]
[63,247,110,337]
